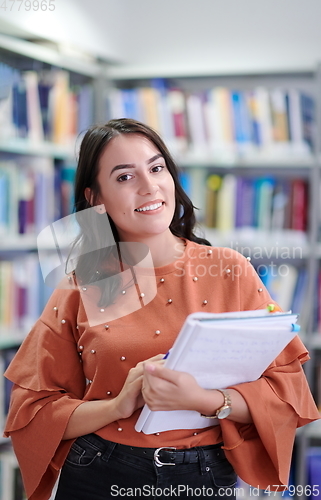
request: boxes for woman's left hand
[142,362,205,412]
[141,361,253,423]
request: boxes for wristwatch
[201,389,232,420]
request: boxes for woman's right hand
[113,354,165,420]
[62,353,165,440]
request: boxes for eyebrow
[110,153,164,176]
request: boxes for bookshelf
[105,68,321,491]
[0,34,109,500]
[0,33,110,341]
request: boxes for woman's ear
[84,188,106,214]
[84,187,93,205]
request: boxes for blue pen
[291,324,300,332]
[163,350,170,360]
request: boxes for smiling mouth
[134,202,164,212]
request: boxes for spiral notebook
[135,309,299,434]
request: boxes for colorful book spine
[202,173,309,234]
[0,158,75,237]
[107,81,315,157]
[0,255,56,334]
[0,62,94,145]
[290,179,308,231]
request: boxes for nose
[137,173,158,196]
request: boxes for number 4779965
[264,485,320,496]
[0,0,55,11]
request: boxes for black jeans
[55,433,237,500]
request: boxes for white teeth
[136,202,162,212]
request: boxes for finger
[146,354,165,362]
[135,354,165,372]
[143,363,178,384]
[126,373,143,392]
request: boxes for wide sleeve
[219,252,321,488]
[3,287,86,500]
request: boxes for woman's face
[93,133,176,242]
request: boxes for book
[270,179,291,231]
[290,178,308,232]
[24,71,44,143]
[216,174,237,231]
[231,90,252,150]
[139,87,160,132]
[270,89,289,143]
[12,75,28,139]
[300,92,315,150]
[255,177,275,231]
[135,309,298,434]
[77,84,94,135]
[204,174,222,228]
[247,90,261,146]
[185,91,208,156]
[0,162,19,236]
[0,354,6,432]
[237,177,256,228]
[0,255,48,335]
[151,78,176,149]
[215,87,234,149]
[253,87,273,150]
[203,88,218,155]
[166,88,188,154]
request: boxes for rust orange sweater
[4,241,320,499]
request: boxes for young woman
[4,119,320,500]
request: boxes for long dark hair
[70,118,211,306]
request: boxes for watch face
[217,406,231,419]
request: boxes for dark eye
[117,173,132,182]
[151,165,164,173]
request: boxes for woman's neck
[119,231,185,268]
[148,233,185,268]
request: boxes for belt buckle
[153,446,176,467]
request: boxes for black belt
[115,442,224,467]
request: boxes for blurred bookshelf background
[1,1,321,498]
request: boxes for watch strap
[200,389,231,419]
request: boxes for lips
[134,201,164,212]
